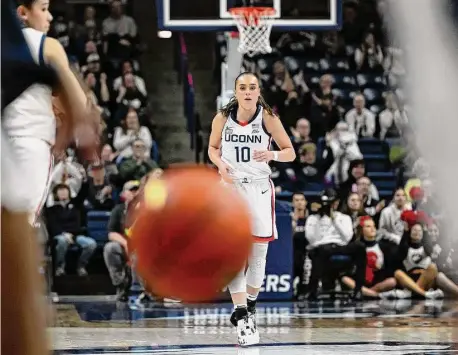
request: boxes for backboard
[156,0,342,31]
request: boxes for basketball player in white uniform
[3,0,99,227]
[208,72,295,346]
[2,2,99,354]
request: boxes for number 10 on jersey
[235,147,251,163]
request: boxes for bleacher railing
[174,33,197,153]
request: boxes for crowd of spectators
[44,0,159,279]
[216,0,458,300]
[46,0,458,302]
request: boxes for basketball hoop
[229,7,276,57]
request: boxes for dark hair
[16,0,36,8]
[219,72,274,117]
[292,192,305,198]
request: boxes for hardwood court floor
[51,297,458,354]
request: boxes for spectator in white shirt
[113,108,153,159]
[113,60,147,96]
[345,94,376,138]
[379,93,409,140]
[324,122,363,186]
[378,188,412,245]
[354,32,384,71]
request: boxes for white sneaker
[379,290,397,299]
[394,289,412,299]
[425,289,444,299]
[237,316,260,346]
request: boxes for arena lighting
[158,30,172,39]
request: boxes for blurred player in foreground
[1,1,101,354]
[208,72,295,345]
[3,0,100,227]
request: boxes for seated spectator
[354,32,383,71]
[115,73,148,113]
[339,159,380,203]
[103,180,140,301]
[345,94,376,138]
[46,183,95,277]
[84,71,110,106]
[265,60,300,125]
[86,162,114,211]
[310,75,341,139]
[391,223,458,299]
[323,123,363,187]
[312,74,336,103]
[113,60,147,96]
[305,188,366,300]
[290,118,313,152]
[341,192,367,232]
[290,192,309,298]
[384,46,406,87]
[379,92,404,140]
[119,139,158,183]
[276,31,319,56]
[425,223,454,273]
[48,155,85,205]
[82,53,105,78]
[100,144,119,181]
[342,216,397,298]
[113,108,153,159]
[378,188,411,246]
[102,0,137,62]
[294,143,324,189]
[321,30,346,57]
[356,176,385,221]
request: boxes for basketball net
[229,7,276,57]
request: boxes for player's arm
[208,113,227,168]
[43,37,88,112]
[44,37,101,159]
[254,113,296,162]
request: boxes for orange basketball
[129,166,253,302]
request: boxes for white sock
[247,294,257,302]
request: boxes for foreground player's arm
[255,114,296,162]
[208,113,227,168]
[43,37,88,112]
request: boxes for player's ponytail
[219,96,238,117]
[257,95,274,116]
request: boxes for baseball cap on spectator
[87,53,100,64]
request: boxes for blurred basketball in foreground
[129,166,253,302]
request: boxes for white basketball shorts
[233,178,277,241]
[2,134,53,225]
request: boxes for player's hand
[253,150,274,162]
[218,162,233,184]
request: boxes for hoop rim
[228,6,276,17]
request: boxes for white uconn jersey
[221,105,272,180]
[3,28,55,145]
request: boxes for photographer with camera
[305,188,367,300]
